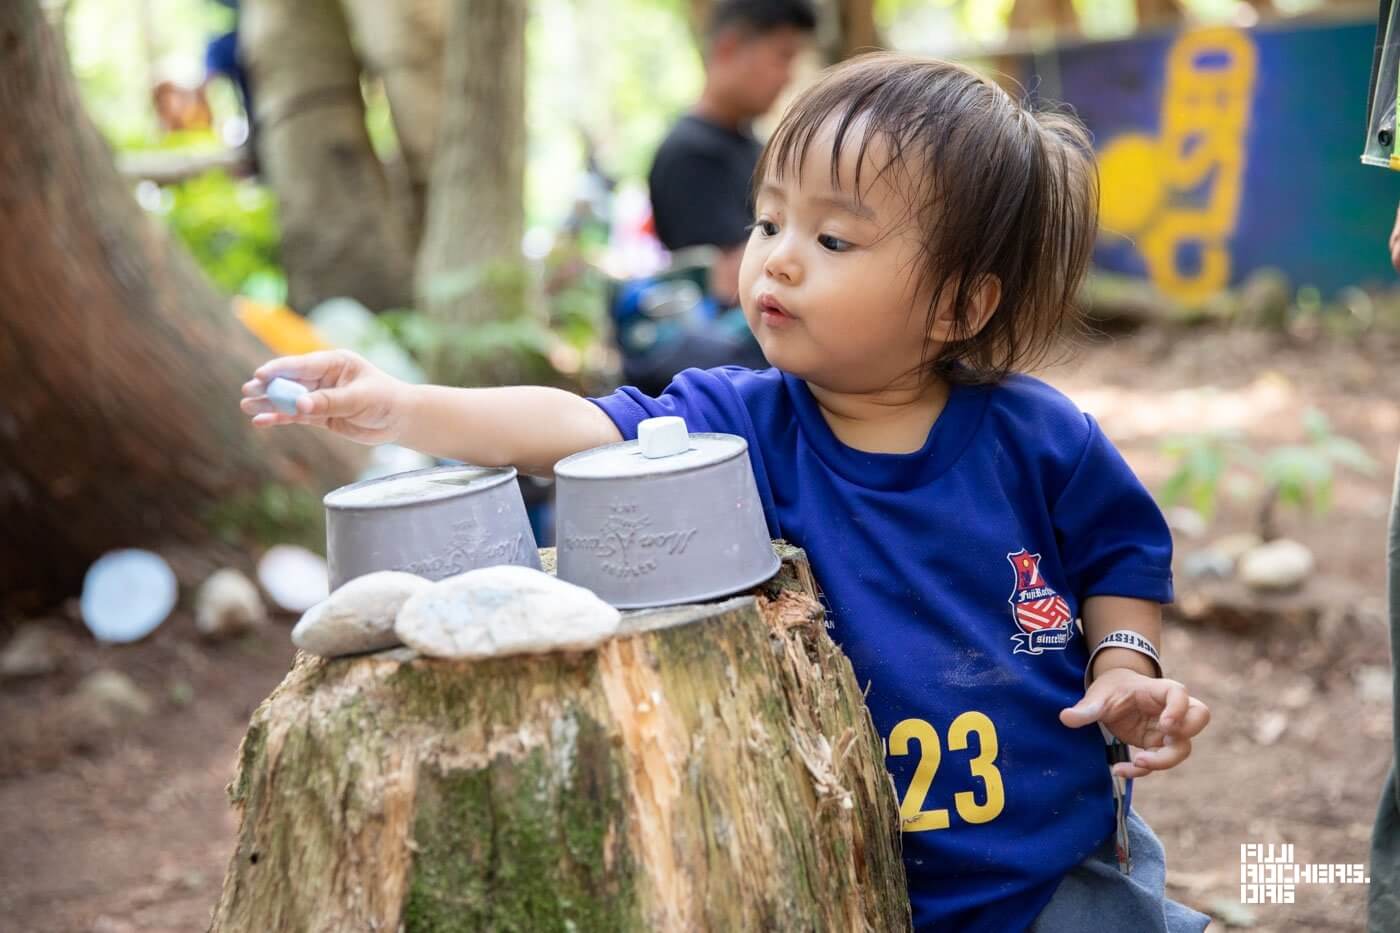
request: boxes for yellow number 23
[888,712,1006,832]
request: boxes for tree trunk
[1008,0,1080,35]
[414,0,528,385]
[241,0,415,312]
[210,546,912,932]
[341,0,447,252]
[1135,0,1185,30]
[818,0,882,63]
[688,0,714,44]
[0,0,363,614]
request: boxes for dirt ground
[2,324,1398,932]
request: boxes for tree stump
[210,545,911,932]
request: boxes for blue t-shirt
[590,366,1173,932]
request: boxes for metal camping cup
[554,417,779,608]
[324,465,542,590]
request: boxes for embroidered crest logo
[1006,549,1075,655]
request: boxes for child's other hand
[241,349,408,446]
[1058,669,1210,779]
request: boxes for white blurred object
[522,227,555,260]
[1238,539,1314,591]
[196,569,268,639]
[600,183,667,280]
[1164,506,1206,540]
[257,545,330,613]
[307,297,426,384]
[356,444,437,483]
[80,550,178,643]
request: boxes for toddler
[244,53,1211,932]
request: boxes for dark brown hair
[708,0,818,40]
[753,53,1099,384]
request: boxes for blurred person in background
[614,0,817,395]
[648,0,817,306]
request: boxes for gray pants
[1368,452,1400,931]
[1033,808,1211,932]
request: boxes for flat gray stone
[395,565,620,659]
[292,571,429,657]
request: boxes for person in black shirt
[648,0,817,307]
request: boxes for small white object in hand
[265,377,309,415]
[293,571,429,657]
[638,416,689,459]
[395,565,620,659]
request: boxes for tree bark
[1008,0,1080,35]
[818,0,882,63]
[1134,0,1185,30]
[0,0,363,614]
[414,0,528,384]
[240,0,415,312]
[211,546,912,932]
[341,0,447,251]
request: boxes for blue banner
[1000,20,1400,299]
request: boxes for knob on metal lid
[638,416,690,458]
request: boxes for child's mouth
[757,294,795,326]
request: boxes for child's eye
[752,219,779,237]
[818,233,853,252]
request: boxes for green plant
[161,170,284,297]
[207,483,326,554]
[381,250,608,390]
[1158,409,1377,539]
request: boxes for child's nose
[763,236,801,285]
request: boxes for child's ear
[927,275,1002,343]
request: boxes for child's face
[739,123,937,393]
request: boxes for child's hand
[241,349,409,446]
[1058,669,1210,779]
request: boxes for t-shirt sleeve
[587,367,746,441]
[650,151,753,251]
[1053,415,1174,604]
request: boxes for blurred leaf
[1321,437,1378,475]
[1301,407,1330,442]
[160,171,282,296]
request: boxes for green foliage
[207,483,326,554]
[162,171,284,297]
[381,256,609,390]
[1158,430,1253,519]
[1158,409,1377,527]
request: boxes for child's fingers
[253,350,354,386]
[1170,697,1211,740]
[1131,736,1192,772]
[241,396,280,417]
[1057,700,1102,729]
[298,385,361,419]
[242,378,267,399]
[1112,760,1152,780]
[1154,680,1189,731]
[250,411,329,428]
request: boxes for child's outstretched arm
[240,349,623,477]
[1058,595,1211,780]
